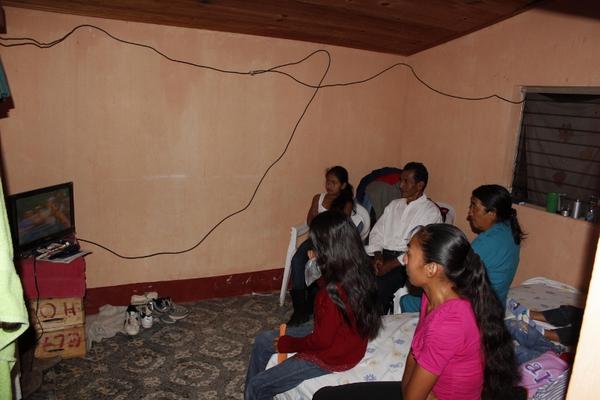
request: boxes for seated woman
[244,211,381,400]
[313,224,524,400]
[287,166,355,326]
[401,184,524,312]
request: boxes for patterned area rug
[30,292,291,400]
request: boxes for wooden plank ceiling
[3,0,543,56]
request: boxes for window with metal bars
[511,91,600,219]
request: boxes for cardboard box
[28,297,84,332]
[34,325,86,359]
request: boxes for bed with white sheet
[268,277,584,400]
[268,312,419,400]
[508,277,584,314]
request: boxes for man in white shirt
[365,162,442,314]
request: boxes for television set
[7,182,75,256]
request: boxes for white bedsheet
[506,276,584,327]
[268,313,419,400]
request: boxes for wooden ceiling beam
[2,0,541,55]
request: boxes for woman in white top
[287,166,354,326]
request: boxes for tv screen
[7,182,75,256]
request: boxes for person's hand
[307,249,316,260]
[273,337,279,352]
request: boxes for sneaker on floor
[149,297,189,320]
[164,299,190,320]
[148,297,170,314]
[160,314,177,324]
[124,305,141,335]
[130,291,159,306]
[140,306,154,329]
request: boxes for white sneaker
[124,305,141,336]
[140,306,154,329]
[141,313,153,329]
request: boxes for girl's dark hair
[310,211,381,339]
[326,166,354,213]
[472,184,525,245]
[415,224,522,400]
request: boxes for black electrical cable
[0,24,524,102]
[268,63,525,104]
[0,24,317,80]
[0,24,524,258]
[78,49,332,259]
[32,256,44,343]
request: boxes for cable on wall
[0,25,524,259]
[0,24,525,103]
[78,49,331,259]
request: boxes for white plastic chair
[279,223,310,307]
[279,203,371,307]
[352,203,371,242]
[391,201,455,314]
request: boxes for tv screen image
[8,182,75,255]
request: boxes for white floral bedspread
[506,277,584,319]
[269,313,419,400]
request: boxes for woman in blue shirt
[467,185,525,306]
[401,184,525,311]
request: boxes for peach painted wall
[0,7,408,288]
[2,4,600,293]
[396,3,600,291]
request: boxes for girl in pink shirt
[314,224,525,400]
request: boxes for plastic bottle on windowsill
[586,196,598,223]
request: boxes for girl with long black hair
[314,223,524,400]
[287,165,355,326]
[467,184,525,306]
[245,211,381,400]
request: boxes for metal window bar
[522,123,600,136]
[525,137,600,150]
[524,110,600,121]
[524,163,600,178]
[523,150,600,163]
[512,93,600,210]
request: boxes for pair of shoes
[124,305,141,336]
[147,297,190,324]
[130,291,159,306]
